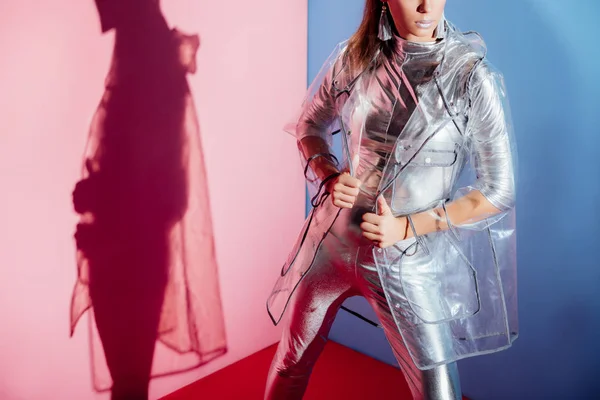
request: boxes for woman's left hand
[361,197,408,248]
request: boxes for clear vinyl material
[268,22,518,370]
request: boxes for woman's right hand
[327,172,361,209]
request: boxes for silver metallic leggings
[265,209,462,400]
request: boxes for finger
[377,196,392,216]
[334,193,357,204]
[362,212,381,225]
[333,199,354,209]
[338,174,361,189]
[335,183,360,197]
[360,222,380,234]
[377,241,390,249]
[362,231,383,242]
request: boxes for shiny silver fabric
[266,208,461,400]
[268,18,517,379]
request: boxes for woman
[265,0,518,399]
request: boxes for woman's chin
[405,32,437,43]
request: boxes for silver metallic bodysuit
[266,22,517,400]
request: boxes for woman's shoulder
[327,40,353,79]
[467,59,507,101]
[444,23,506,90]
[446,21,488,58]
[308,40,351,88]
[316,39,366,92]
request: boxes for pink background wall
[0,0,307,399]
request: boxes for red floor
[162,341,469,399]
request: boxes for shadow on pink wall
[69,1,227,398]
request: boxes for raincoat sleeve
[465,60,517,214]
[284,42,349,201]
[449,59,517,231]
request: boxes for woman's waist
[350,188,448,217]
[356,165,453,203]
[326,205,420,261]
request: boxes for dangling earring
[378,1,393,41]
[435,12,447,39]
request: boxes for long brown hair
[347,0,397,72]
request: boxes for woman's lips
[415,20,434,29]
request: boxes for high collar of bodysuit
[393,34,445,56]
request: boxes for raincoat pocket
[389,140,460,215]
[394,139,459,168]
[376,231,481,327]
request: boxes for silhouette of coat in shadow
[69,1,227,398]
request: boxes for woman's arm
[298,136,340,181]
[402,190,500,238]
[293,45,351,184]
[402,61,516,238]
[296,75,341,180]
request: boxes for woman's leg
[379,314,461,400]
[265,237,357,400]
[356,253,462,400]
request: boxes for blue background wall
[306,1,600,398]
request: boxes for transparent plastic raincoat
[267,23,518,370]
